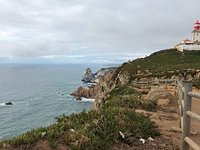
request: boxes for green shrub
[110,85,139,96]
[192,79,200,89]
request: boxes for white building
[176,20,200,52]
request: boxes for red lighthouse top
[194,20,200,30]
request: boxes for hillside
[1,48,200,150]
[112,49,200,87]
[117,49,200,75]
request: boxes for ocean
[0,64,101,140]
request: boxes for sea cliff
[72,49,200,111]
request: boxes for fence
[177,81,200,150]
[133,79,200,150]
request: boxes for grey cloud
[0,0,199,62]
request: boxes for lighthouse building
[175,20,200,52]
[192,21,200,42]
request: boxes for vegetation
[0,86,158,149]
[106,85,157,111]
[114,49,200,81]
[192,79,200,89]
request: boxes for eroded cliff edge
[71,49,200,111]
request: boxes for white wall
[192,31,200,42]
[176,44,200,52]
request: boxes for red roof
[184,39,191,42]
[180,39,194,44]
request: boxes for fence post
[182,82,192,150]
[178,81,184,128]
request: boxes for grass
[0,86,159,149]
[105,85,157,111]
[192,79,200,89]
[113,49,200,82]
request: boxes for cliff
[73,49,200,111]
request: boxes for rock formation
[146,87,174,106]
[71,67,117,103]
[81,68,95,83]
[70,85,101,100]
[5,102,13,105]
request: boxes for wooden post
[182,82,192,150]
[177,81,181,128]
[179,81,184,128]
[181,82,185,116]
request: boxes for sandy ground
[151,86,200,149]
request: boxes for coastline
[2,49,200,149]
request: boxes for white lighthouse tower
[192,20,200,43]
[175,20,200,52]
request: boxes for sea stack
[81,68,95,83]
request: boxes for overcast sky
[0,0,199,63]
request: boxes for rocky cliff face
[71,50,200,111]
[70,85,101,100]
[70,67,117,106]
[81,68,95,83]
[92,68,117,110]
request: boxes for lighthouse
[192,20,200,43]
[175,20,200,52]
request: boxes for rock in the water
[71,67,116,104]
[5,102,13,105]
[82,68,95,83]
[70,85,101,100]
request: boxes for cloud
[0,0,199,63]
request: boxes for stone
[69,129,75,133]
[146,88,174,106]
[119,131,125,139]
[146,88,173,101]
[157,98,170,106]
[148,137,154,141]
[5,102,13,105]
[41,132,47,137]
[70,85,101,99]
[82,68,95,83]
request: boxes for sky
[0,0,199,64]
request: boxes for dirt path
[147,87,200,149]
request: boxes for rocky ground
[139,85,200,149]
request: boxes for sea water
[0,64,100,140]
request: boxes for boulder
[146,88,174,106]
[70,85,101,100]
[157,98,171,106]
[82,68,95,83]
[5,102,13,105]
